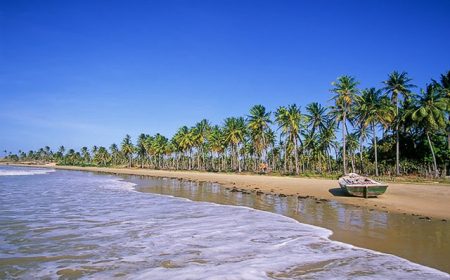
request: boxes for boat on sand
[339,173,388,198]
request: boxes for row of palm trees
[4,71,449,178]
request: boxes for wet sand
[18,164,450,220]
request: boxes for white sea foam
[97,178,137,192]
[0,167,55,176]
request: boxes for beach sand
[17,164,450,220]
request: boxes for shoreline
[5,163,450,220]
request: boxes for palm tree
[170,134,182,170]
[152,133,169,169]
[346,133,359,173]
[355,88,394,176]
[81,146,90,163]
[223,117,246,172]
[208,125,225,171]
[94,146,110,166]
[433,71,450,150]
[265,128,276,170]
[44,146,52,161]
[109,143,120,166]
[304,102,329,169]
[193,119,211,170]
[275,104,302,174]
[121,134,134,168]
[57,146,65,161]
[136,133,148,168]
[318,120,336,172]
[330,75,359,174]
[383,71,415,175]
[92,145,98,156]
[173,126,195,170]
[410,84,447,177]
[142,135,154,167]
[247,105,272,167]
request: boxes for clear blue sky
[1,0,449,153]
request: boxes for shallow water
[0,166,448,279]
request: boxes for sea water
[0,166,448,279]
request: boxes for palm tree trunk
[211,152,215,171]
[359,137,364,174]
[225,153,227,171]
[294,139,299,175]
[342,111,347,174]
[351,153,355,173]
[229,147,233,170]
[272,144,276,171]
[196,149,200,170]
[189,149,192,170]
[426,132,438,178]
[237,145,241,172]
[373,124,379,176]
[396,101,400,175]
[216,154,219,171]
[201,147,206,170]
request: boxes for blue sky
[1,0,450,153]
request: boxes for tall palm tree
[346,133,360,173]
[57,146,65,161]
[109,143,119,166]
[304,102,329,167]
[193,119,211,170]
[136,133,148,168]
[275,104,302,174]
[152,133,169,169]
[265,128,276,170]
[223,117,246,172]
[169,135,182,170]
[44,146,52,161]
[355,88,394,176]
[330,75,359,174]
[410,84,447,177]
[81,146,90,163]
[92,145,98,156]
[247,105,272,166]
[173,126,195,170]
[318,120,336,172]
[94,146,110,166]
[433,71,450,150]
[382,71,415,175]
[121,134,134,168]
[208,125,225,171]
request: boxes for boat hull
[339,182,388,198]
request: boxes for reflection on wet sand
[129,175,450,273]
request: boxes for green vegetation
[4,71,450,178]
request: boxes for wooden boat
[339,173,388,198]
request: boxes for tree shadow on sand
[328,187,349,197]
